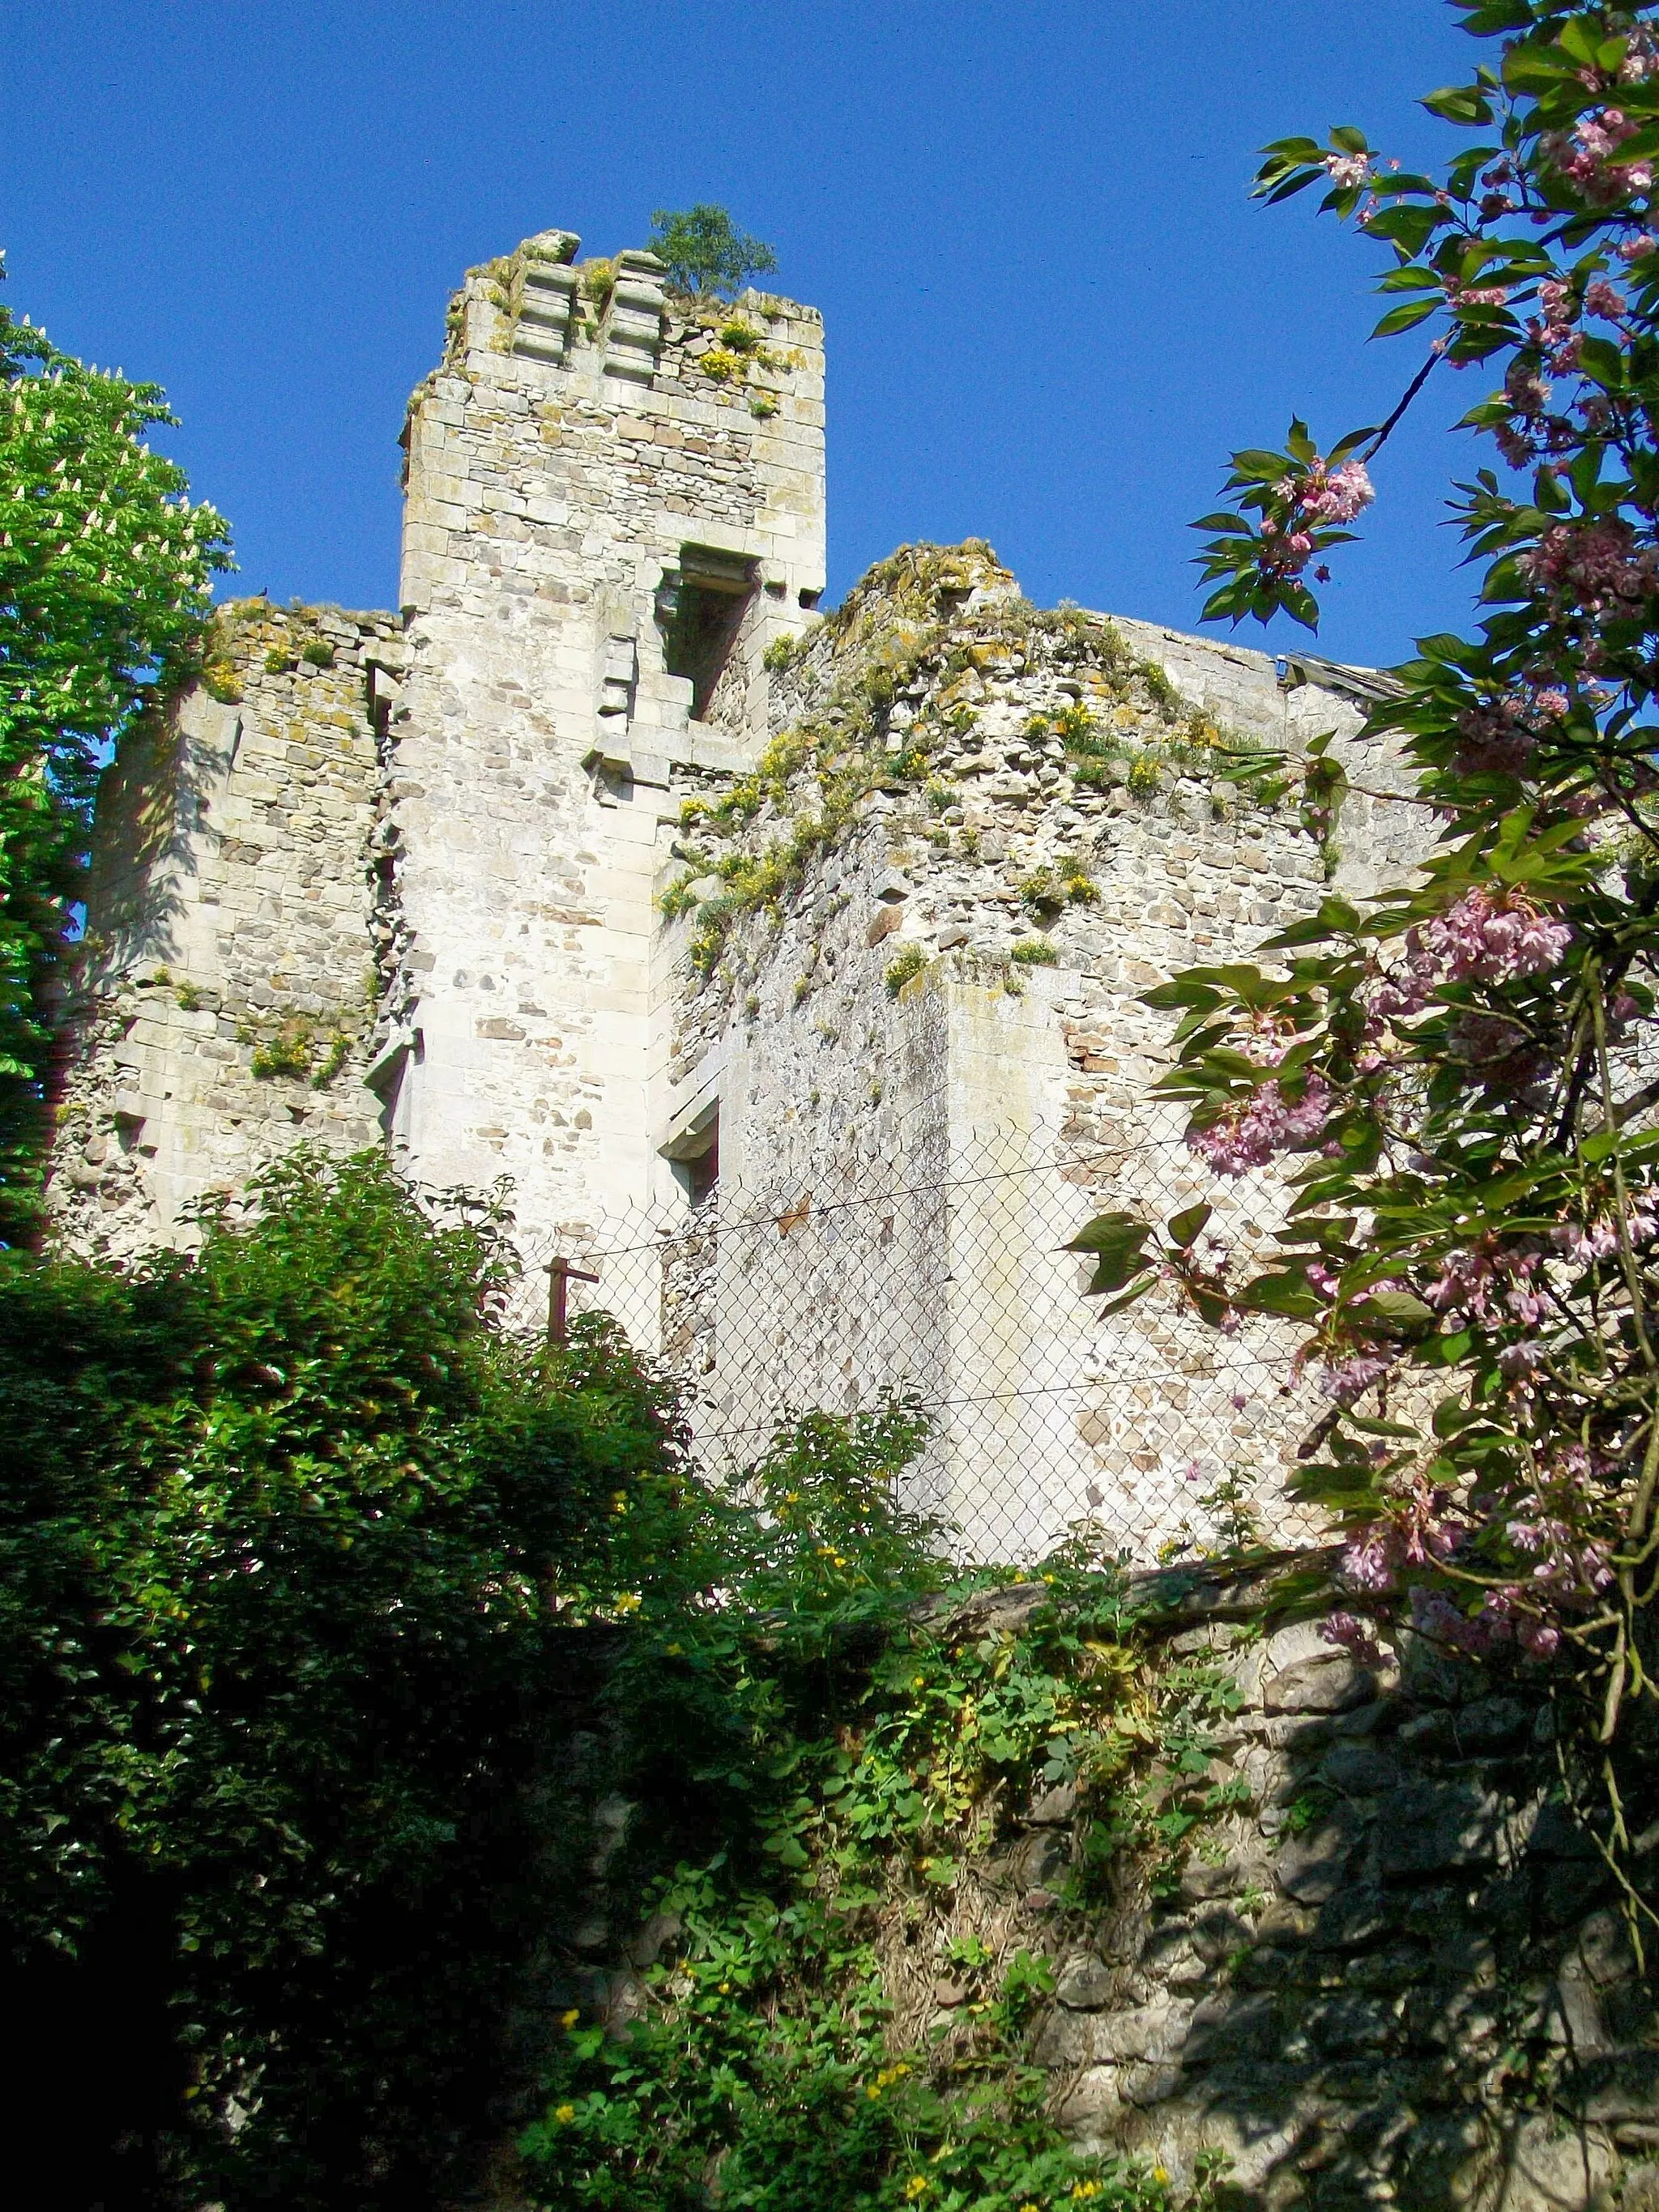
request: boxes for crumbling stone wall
[998,1582,1659,2210]
[650,552,1430,1556]
[48,601,399,1256]
[548,1573,1659,2212]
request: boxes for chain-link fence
[508,1123,1331,1566]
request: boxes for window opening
[659,547,756,721]
[663,1100,719,1208]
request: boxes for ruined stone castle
[46,230,1427,1558]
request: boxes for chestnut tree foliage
[0,262,229,1237]
[1082,0,1659,1917]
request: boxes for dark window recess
[685,1127,719,1206]
[658,547,756,720]
[664,1102,719,1206]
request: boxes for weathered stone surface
[1274,1805,1367,1903]
[1056,1951,1114,2010]
[1263,1653,1374,1715]
[1009,1630,1655,2210]
[1376,1779,1513,1878]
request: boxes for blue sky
[6,0,1485,667]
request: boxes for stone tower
[47,230,825,1259]
[383,230,825,1247]
[45,230,1424,1566]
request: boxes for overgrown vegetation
[1,1151,1257,2209]
[0,1151,675,2207]
[663,543,1281,990]
[648,205,780,299]
[0,255,230,1238]
[517,1419,1241,2212]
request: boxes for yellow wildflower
[1152,2170,1171,2188]
[905,2180,931,2201]
[613,1592,642,1613]
[553,2103,577,2125]
[559,2008,580,2029]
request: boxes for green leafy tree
[0,1149,676,2206]
[0,258,230,1238]
[1083,0,1659,1937]
[647,203,779,297]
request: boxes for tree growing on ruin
[0,257,230,1242]
[1078,0,1659,1929]
[647,203,779,297]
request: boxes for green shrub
[762,633,798,673]
[0,1150,676,2205]
[648,205,778,299]
[249,1019,313,1080]
[884,944,928,996]
[1011,937,1060,965]
[300,638,335,668]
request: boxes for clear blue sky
[6,0,1483,667]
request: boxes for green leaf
[1354,1289,1436,1334]
[1166,1203,1213,1250]
[1065,1213,1154,1296]
[1372,296,1441,339]
[1235,1272,1322,1319]
[1421,83,1494,124]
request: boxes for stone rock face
[1005,1609,1659,2210]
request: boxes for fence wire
[508,1120,1331,1566]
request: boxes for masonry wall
[646,565,1427,1558]
[49,602,399,1257]
[923,1582,1659,2212]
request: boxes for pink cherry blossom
[1324,152,1371,190]
[1522,517,1659,610]
[1584,278,1627,320]
[1187,1073,1333,1177]
[1420,886,1572,984]
[1318,1351,1396,1408]
[1320,1611,1383,1665]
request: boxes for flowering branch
[1085,0,1659,1942]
